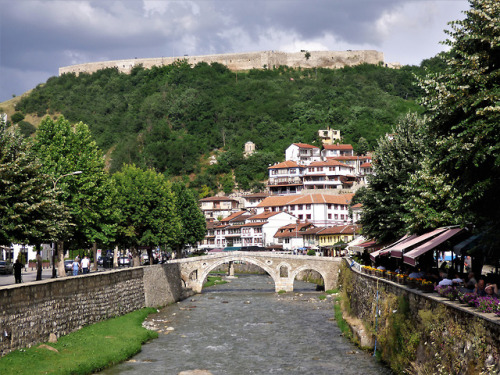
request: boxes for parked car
[101,256,113,268]
[118,256,131,267]
[0,261,13,274]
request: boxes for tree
[354,113,428,243]
[418,0,500,230]
[356,137,370,155]
[32,116,115,275]
[171,182,207,258]
[112,164,181,266]
[0,125,70,247]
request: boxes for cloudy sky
[0,0,470,102]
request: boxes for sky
[0,0,470,103]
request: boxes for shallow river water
[102,274,392,375]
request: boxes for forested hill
[12,59,435,192]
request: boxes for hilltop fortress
[59,50,395,76]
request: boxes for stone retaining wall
[0,264,186,356]
[339,259,500,373]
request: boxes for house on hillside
[199,196,241,219]
[273,222,316,251]
[302,160,354,191]
[285,143,321,165]
[207,210,297,249]
[321,144,354,158]
[241,192,271,210]
[317,128,341,145]
[268,160,305,195]
[256,193,354,226]
[317,225,357,256]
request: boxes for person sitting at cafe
[465,272,477,291]
[474,279,487,296]
[408,268,424,279]
[485,283,498,298]
[438,271,454,286]
[452,273,464,285]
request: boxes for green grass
[318,294,327,300]
[0,308,158,375]
[325,289,338,294]
[203,275,227,288]
[334,296,352,339]
[277,290,286,294]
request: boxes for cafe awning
[390,227,449,258]
[403,228,464,266]
[370,234,416,262]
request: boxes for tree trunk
[113,245,119,268]
[147,247,153,265]
[92,242,98,271]
[36,248,42,281]
[175,245,183,259]
[57,240,66,276]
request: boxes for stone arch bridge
[169,252,341,293]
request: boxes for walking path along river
[101,274,392,375]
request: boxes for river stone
[178,370,213,375]
[166,327,175,331]
[48,333,57,343]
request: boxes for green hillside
[10,60,429,192]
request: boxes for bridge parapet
[169,252,341,293]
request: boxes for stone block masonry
[59,50,385,76]
[0,264,186,356]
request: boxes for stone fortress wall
[59,50,389,76]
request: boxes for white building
[321,144,354,158]
[268,160,305,195]
[302,160,354,191]
[256,193,354,227]
[199,196,241,219]
[285,143,321,165]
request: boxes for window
[328,204,332,209]
[341,214,345,220]
[306,214,311,220]
[298,204,303,210]
[306,204,311,210]
[298,214,303,220]
[290,205,295,210]
[328,213,332,219]
[289,169,296,174]
[284,238,290,244]
[334,214,338,219]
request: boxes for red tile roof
[317,225,356,235]
[249,211,283,220]
[360,162,372,168]
[257,194,354,208]
[268,160,301,169]
[307,160,353,168]
[292,143,319,149]
[323,144,353,150]
[220,211,247,222]
[199,196,238,202]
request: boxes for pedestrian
[36,250,43,281]
[81,255,90,274]
[71,258,80,276]
[13,258,23,283]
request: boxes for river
[102,274,392,375]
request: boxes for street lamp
[51,171,83,278]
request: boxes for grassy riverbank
[204,275,228,288]
[0,308,158,375]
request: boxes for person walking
[71,258,80,276]
[81,255,90,274]
[36,250,43,281]
[13,258,23,283]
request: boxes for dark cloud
[0,0,469,102]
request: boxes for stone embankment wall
[0,264,186,356]
[338,260,500,374]
[59,50,385,76]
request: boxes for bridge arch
[196,255,279,292]
[291,264,327,290]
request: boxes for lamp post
[51,171,82,278]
